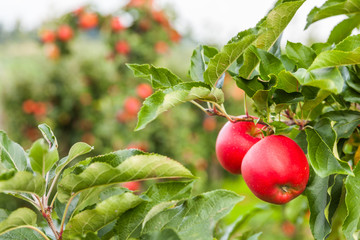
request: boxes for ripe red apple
[79,12,98,30]
[169,29,181,43]
[281,221,296,237]
[45,44,60,60]
[111,17,125,32]
[124,97,141,115]
[154,41,169,54]
[115,40,130,55]
[136,83,153,99]
[40,30,56,43]
[203,117,217,132]
[241,135,309,204]
[57,25,73,42]
[216,119,265,174]
[122,181,141,191]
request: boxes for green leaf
[63,192,143,238]
[55,142,93,174]
[126,64,182,89]
[220,206,267,240]
[306,0,360,28]
[29,139,59,176]
[0,131,27,171]
[189,45,218,82]
[57,152,194,202]
[113,181,193,239]
[321,110,360,139]
[285,41,317,68]
[249,46,285,80]
[0,228,45,240]
[335,34,360,51]
[141,228,181,240]
[304,168,331,240]
[308,47,360,70]
[305,118,353,177]
[38,123,58,150]
[0,208,37,235]
[135,82,224,131]
[238,0,305,78]
[328,15,360,44]
[252,89,272,115]
[276,70,299,93]
[234,75,265,98]
[294,68,344,94]
[272,89,303,104]
[343,164,360,239]
[0,171,45,196]
[204,28,257,86]
[142,190,243,240]
[72,187,127,217]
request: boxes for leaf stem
[190,100,208,114]
[50,192,58,210]
[244,94,249,117]
[60,193,78,235]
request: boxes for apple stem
[244,94,249,117]
[280,185,290,193]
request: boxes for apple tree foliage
[127,0,360,239]
[0,123,243,239]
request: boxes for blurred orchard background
[0,0,347,239]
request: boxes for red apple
[111,17,125,32]
[22,100,37,114]
[281,221,296,237]
[126,142,148,152]
[33,102,47,116]
[79,12,98,30]
[203,117,217,132]
[45,44,60,60]
[241,135,309,204]
[40,30,56,43]
[216,119,265,174]
[122,181,140,191]
[124,97,141,115]
[169,29,181,43]
[57,25,73,42]
[136,83,153,99]
[154,41,168,54]
[115,40,130,55]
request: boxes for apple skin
[241,135,309,204]
[79,13,98,30]
[136,83,153,99]
[115,40,131,55]
[216,119,265,174]
[124,97,141,115]
[57,25,73,42]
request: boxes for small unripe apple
[79,12,98,30]
[57,25,73,42]
[241,135,309,204]
[115,40,130,55]
[136,83,153,99]
[216,119,265,174]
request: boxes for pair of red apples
[216,117,309,204]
